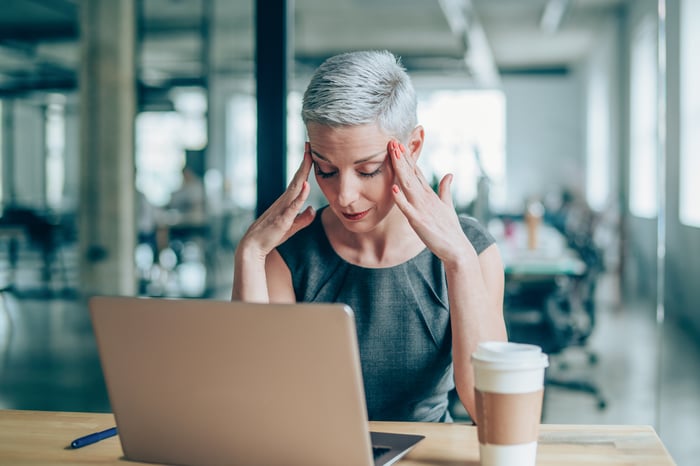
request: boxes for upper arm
[265,249,296,303]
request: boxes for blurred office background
[0,0,698,464]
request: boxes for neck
[323,206,425,268]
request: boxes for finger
[397,142,432,190]
[280,190,314,242]
[267,177,311,226]
[288,143,313,193]
[301,141,313,175]
[289,180,311,214]
[438,174,454,207]
[259,181,304,238]
[389,140,414,192]
[390,141,431,204]
[286,205,316,239]
[391,184,417,219]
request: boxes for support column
[255,0,292,216]
[204,0,224,215]
[78,0,136,296]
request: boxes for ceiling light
[540,0,570,34]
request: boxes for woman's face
[306,122,398,233]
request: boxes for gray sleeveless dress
[277,207,495,422]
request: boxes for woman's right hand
[237,143,316,261]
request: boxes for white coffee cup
[471,341,549,466]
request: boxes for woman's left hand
[388,140,473,265]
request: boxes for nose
[337,173,360,207]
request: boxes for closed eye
[313,161,383,179]
[359,167,382,178]
[314,162,337,178]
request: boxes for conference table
[0,410,676,465]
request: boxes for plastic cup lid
[471,341,549,370]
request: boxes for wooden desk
[0,410,675,465]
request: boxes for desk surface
[0,410,675,465]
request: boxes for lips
[342,209,370,221]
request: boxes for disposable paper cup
[471,342,549,466]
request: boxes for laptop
[89,296,424,466]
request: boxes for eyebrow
[310,149,387,165]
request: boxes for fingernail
[392,142,401,159]
[399,143,406,152]
[392,185,399,194]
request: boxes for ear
[407,125,425,162]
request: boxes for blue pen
[70,426,118,448]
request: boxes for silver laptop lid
[90,296,375,466]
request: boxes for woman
[232,50,506,423]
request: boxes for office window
[226,95,257,209]
[45,97,66,209]
[0,100,3,206]
[586,59,611,212]
[136,90,207,207]
[628,15,658,219]
[417,90,506,209]
[136,112,189,207]
[680,0,700,227]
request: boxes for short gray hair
[302,50,417,140]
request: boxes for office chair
[0,205,74,297]
[504,266,607,410]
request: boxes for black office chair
[0,205,74,297]
[504,260,607,410]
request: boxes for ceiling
[0,0,627,99]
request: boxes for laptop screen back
[90,296,375,466]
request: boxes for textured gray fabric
[277,207,496,422]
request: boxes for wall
[663,0,700,335]
[501,73,584,211]
[620,0,700,337]
[622,0,659,305]
[583,14,622,213]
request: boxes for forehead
[306,123,390,163]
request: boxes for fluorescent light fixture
[540,0,570,34]
[438,0,500,87]
[439,0,468,36]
